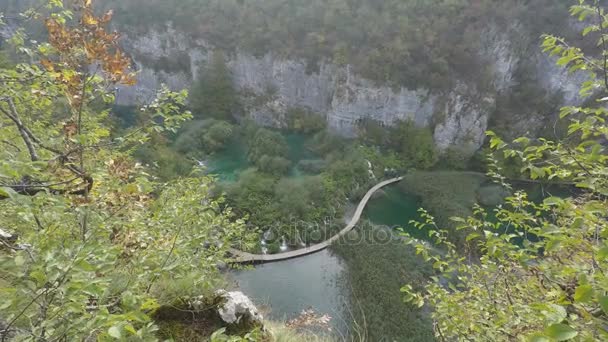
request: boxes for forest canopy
[99,0,573,90]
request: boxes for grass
[265,322,336,342]
[399,171,487,246]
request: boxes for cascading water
[279,236,289,252]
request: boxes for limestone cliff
[116,24,587,152]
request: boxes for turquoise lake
[210,131,425,335]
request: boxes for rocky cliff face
[116,24,587,152]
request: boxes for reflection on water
[230,249,349,335]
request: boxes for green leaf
[76,259,95,272]
[0,187,17,198]
[140,298,160,312]
[599,296,608,314]
[543,197,564,206]
[124,324,137,335]
[574,284,593,303]
[582,25,598,36]
[466,233,481,242]
[544,324,578,341]
[543,304,567,324]
[514,137,531,146]
[530,166,546,179]
[598,246,608,260]
[108,326,121,339]
[211,327,227,339]
[14,255,25,267]
[527,333,550,342]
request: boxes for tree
[0,2,252,340]
[247,128,291,175]
[402,2,608,340]
[274,176,332,224]
[257,155,291,176]
[389,120,438,170]
[224,169,279,228]
[190,50,239,121]
[326,150,370,199]
[202,120,235,152]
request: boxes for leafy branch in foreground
[0,1,253,341]
[403,1,608,341]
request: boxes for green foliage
[174,119,236,157]
[247,128,291,175]
[103,0,571,90]
[0,3,253,340]
[357,145,405,178]
[274,176,334,224]
[0,49,14,69]
[358,119,439,171]
[296,159,327,175]
[210,327,263,342]
[217,127,378,244]
[323,148,372,201]
[223,169,279,228]
[136,133,194,180]
[223,169,337,242]
[403,4,608,340]
[263,321,335,342]
[203,121,235,152]
[388,121,438,170]
[357,118,389,147]
[257,155,291,176]
[266,241,281,255]
[308,130,347,156]
[190,50,239,121]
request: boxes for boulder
[215,290,263,327]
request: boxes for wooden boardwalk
[230,177,403,263]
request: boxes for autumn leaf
[40,59,55,71]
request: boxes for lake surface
[362,186,426,239]
[206,139,249,182]
[229,186,423,335]
[209,132,425,335]
[207,132,319,181]
[230,249,348,335]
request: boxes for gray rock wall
[116,24,587,152]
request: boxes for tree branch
[596,1,608,91]
[0,99,39,162]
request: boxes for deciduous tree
[0,2,252,340]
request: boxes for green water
[285,133,318,177]
[231,250,348,336]
[285,133,316,163]
[363,187,427,240]
[206,139,249,182]
[207,132,318,181]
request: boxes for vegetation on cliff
[104,0,572,91]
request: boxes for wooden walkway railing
[230,177,403,263]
